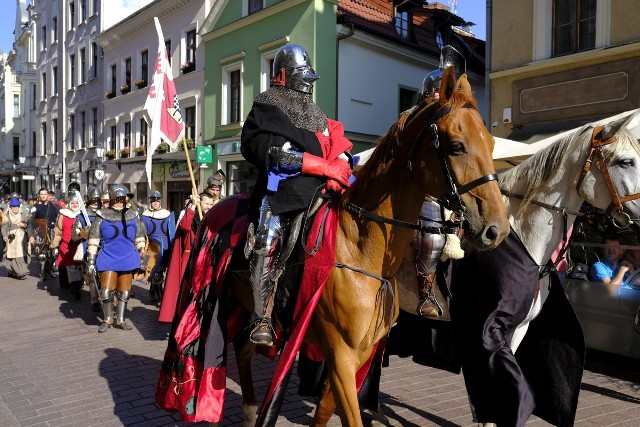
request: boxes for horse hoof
[241,403,257,427]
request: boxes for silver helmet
[420,45,466,101]
[86,187,102,203]
[206,169,226,189]
[271,44,320,94]
[67,181,81,200]
[109,184,128,201]
[148,191,162,201]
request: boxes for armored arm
[87,217,102,257]
[135,217,147,253]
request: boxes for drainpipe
[485,0,492,129]
[335,20,354,120]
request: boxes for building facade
[489,0,640,140]
[95,0,209,213]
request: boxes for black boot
[71,281,82,300]
[249,318,275,347]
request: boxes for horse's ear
[601,110,640,140]
[439,66,456,106]
[455,74,472,95]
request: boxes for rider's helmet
[86,186,102,205]
[148,191,162,201]
[206,169,226,189]
[271,44,320,94]
[420,45,466,101]
[109,184,128,204]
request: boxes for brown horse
[221,67,510,427]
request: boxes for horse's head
[403,67,509,249]
[576,111,640,228]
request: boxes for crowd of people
[0,170,226,332]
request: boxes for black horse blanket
[384,229,585,427]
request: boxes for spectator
[2,198,31,279]
[590,235,633,290]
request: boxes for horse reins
[576,124,640,227]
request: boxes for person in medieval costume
[2,198,31,279]
[87,184,147,332]
[158,192,215,323]
[28,187,60,278]
[241,43,353,347]
[140,191,176,303]
[72,186,103,312]
[50,190,84,298]
[205,169,225,206]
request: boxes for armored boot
[99,289,115,333]
[245,197,287,347]
[113,290,133,330]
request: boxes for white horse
[377,110,640,427]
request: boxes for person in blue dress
[86,184,147,332]
[140,190,175,303]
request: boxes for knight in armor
[205,169,225,207]
[87,184,147,332]
[419,45,466,103]
[241,43,353,346]
[140,191,176,303]
[72,186,103,311]
[50,190,84,297]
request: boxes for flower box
[178,138,195,150]
[155,142,170,154]
[120,148,130,158]
[120,83,130,94]
[135,146,146,156]
[180,61,195,74]
[105,91,116,99]
[134,79,146,89]
[105,150,116,160]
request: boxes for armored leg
[114,272,134,330]
[98,271,117,332]
[85,266,101,311]
[245,196,288,346]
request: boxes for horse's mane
[499,123,639,214]
[346,84,478,201]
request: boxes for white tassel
[440,233,464,261]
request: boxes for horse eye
[616,158,635,168]
[450,141,466,155]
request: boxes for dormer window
[395,8,410,39]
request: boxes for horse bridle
[576,124,640,228]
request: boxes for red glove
[324,179,347,194]
[302,153,351,186]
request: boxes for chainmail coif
[254,86,327,133]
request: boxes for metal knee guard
[247,196,288,320]
[100,288,115,325]
[115,290,132,326]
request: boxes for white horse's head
[576,111,640,227]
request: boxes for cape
[449,229,584,427]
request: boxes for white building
[95,0,208,210]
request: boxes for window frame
[221,61,243,126]
[552,0,597,57]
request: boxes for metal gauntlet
[268,145,303,172]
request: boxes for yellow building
[489,0,640,141]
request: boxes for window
[141,50,148,85]
[395,9,410,39]
[248,0,264,14]
[42,72,47,99]
[52,118,58,153]
[80,0,86,22]
[185,29,196,68]
[222,64,242,125]
[52,17,57,43]
[260,50,278,92]
[42,25,46,48]
[92,108,97,147]
[70,54,76,87]
[139,118,148,148]
[52,66,58,95]
[80,111,86,148]
[553,0,596,56]
[165,39,172,66]
[42,123,48,155]
[110,64,116,93]
[230,70,241,123]
[69,1,75,29]
[124,57,131,87]
[80,48,86,83]
[185,106,195,140]
[227,160,258,195]
[91,42,98,79]
[13,94,19,118]
[31,84,36,110]
[124,121,131,149]
[109,125,116,151]
[69,114,75,150]
[93,0,98,15]
[399,87,417,115]
[32,131,36,158]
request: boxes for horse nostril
[485,225,498,242]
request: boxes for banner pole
[182,137,203,220]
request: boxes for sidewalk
[0,265,639,426]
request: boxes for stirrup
[249,318,275,347]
